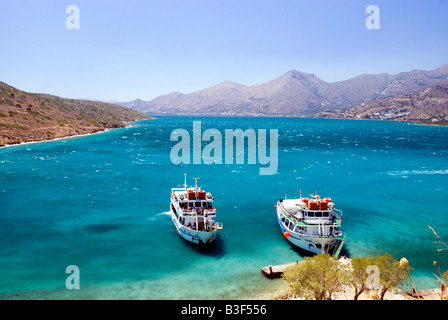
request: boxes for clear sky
[0,0,447,102]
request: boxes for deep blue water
[1,117,447,299]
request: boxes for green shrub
[282,253,408,300]
[376,254,408,299]
[13,124,27,130]
[349,255,376,300]
[282,253,348,300]
[0,99,14,106]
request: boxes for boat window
[195,202,201,207]
[323,211,329,217]
[307,212,314,217]
[315,212,322,218]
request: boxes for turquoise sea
[1,117,448,299]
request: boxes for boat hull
[276,205,344,255]
[170,207,218,245]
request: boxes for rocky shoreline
[1,125,109,148]
[0,126,115,148]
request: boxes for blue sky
[0,0,447,102]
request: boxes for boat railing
[278,201,295,218]
[293,223,343,237]
[173,201,216,216]
[186,220,221,232]
[332,208,343,220]
[279,200,343,237]
[182,208,216,215]
[278,200,341,225]
[304,219,341,227]
[192,208,216,216]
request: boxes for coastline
[413,121,448,127]
[0,127,111,149]
[0,118,152,149]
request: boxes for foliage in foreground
[282,253,347,300]
[282,253,409,300]
[283,226,448,300]
[429,225,448,299]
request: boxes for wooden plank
[333,234,346,259]
[261,256,351,278]
[261,261,300,278]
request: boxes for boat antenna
[285,192,287,199]
[298,189,302,199]
[184,173,187,190]
[194,177,199,190]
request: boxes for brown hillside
[0,82,152,147]
[314,82,448,124]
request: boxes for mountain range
[119,65,448,117]
[315,82,448,123]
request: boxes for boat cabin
[278,196,343,237]
[171,187,217,231]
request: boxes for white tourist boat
[170,175,223,245]
[276,192,345,255]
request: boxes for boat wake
[387,169,448,176]
[157,211,171,216]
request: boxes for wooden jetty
[261,254,351,279]
[333,234,346,259]
[261,261,301,278]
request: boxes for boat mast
[184,173,187,190]
[194,177,199,230]
[194,177,199,190]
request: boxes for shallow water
[1,117,447,299]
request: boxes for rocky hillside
[120,65,448,117]
[0,82,152,147]
[314,82,448,124]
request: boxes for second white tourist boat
[275,192,345,255]
[170,175,223,245]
